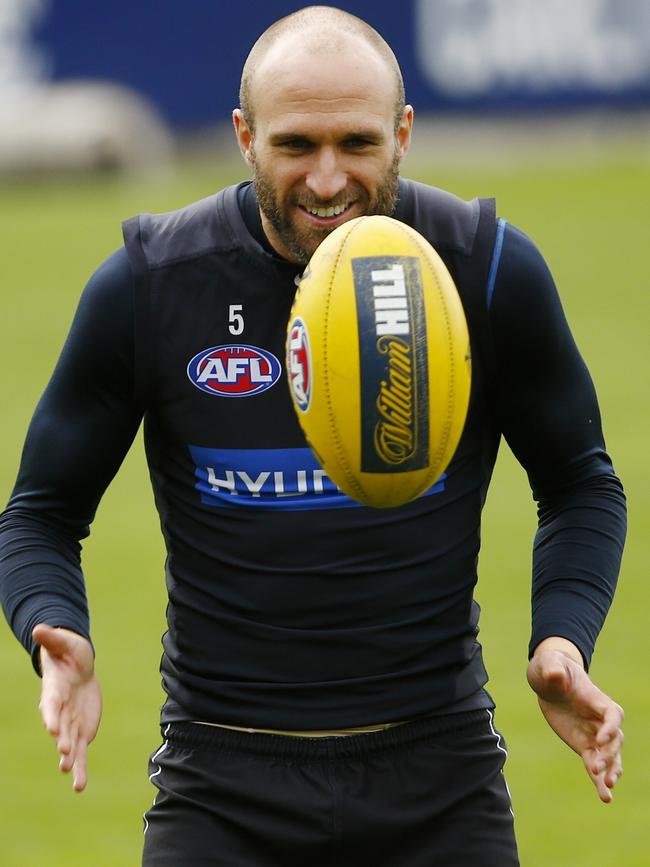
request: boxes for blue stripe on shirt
[486,218,507,309]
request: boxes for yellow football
[286,215,471,508]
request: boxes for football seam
[322,219,368,503]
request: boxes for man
[0,6,626,866]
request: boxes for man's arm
[0,247,141,789]
[489,223,627,801]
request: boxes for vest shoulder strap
[122,214,152,410]
[398,180,498,389]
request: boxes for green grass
[1,144,648,865]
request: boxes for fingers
[588,756,622,803]
[605,755,623,791]
[54,711,90,792]
[593,768,614,804]
[72,739,89,792]
[599,725,624,784]
[585,724,624,803]
[59,727,90,792]
[40,687,75,767]
[594,703,625,799]
[38,694,61,738]
[38,671,68,738]
[56,702,76,765]
[597,702,625,746]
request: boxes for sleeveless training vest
[122,179,501,728]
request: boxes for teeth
[307,203,348,217]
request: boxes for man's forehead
[251,49,395,130]
[264,105,390,139]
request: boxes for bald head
[239,6,405,131]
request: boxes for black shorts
[142,710,519,866]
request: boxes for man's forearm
[0,509,91,669]
[529,473,626,668]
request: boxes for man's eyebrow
[341,129,385,141]
[268,132,313,145]
[268,129,386,145]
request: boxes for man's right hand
[32,624,102,792]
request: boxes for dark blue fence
[7,0,650,127]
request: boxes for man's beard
[250,148,401,265]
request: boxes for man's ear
[233,109,253,166]
[396,104,414,159]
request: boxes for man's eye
[345,138,373,149]
[284,139,311,150]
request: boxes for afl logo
[287,317,311,412]
[187,344,282,397]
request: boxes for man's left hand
[527,640,624,803]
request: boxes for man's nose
[305,148,347,201]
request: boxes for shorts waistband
[163,710,489,760]
[191,719,412,737]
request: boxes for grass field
[0,132,648,865]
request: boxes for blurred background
[1,1,648,864]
